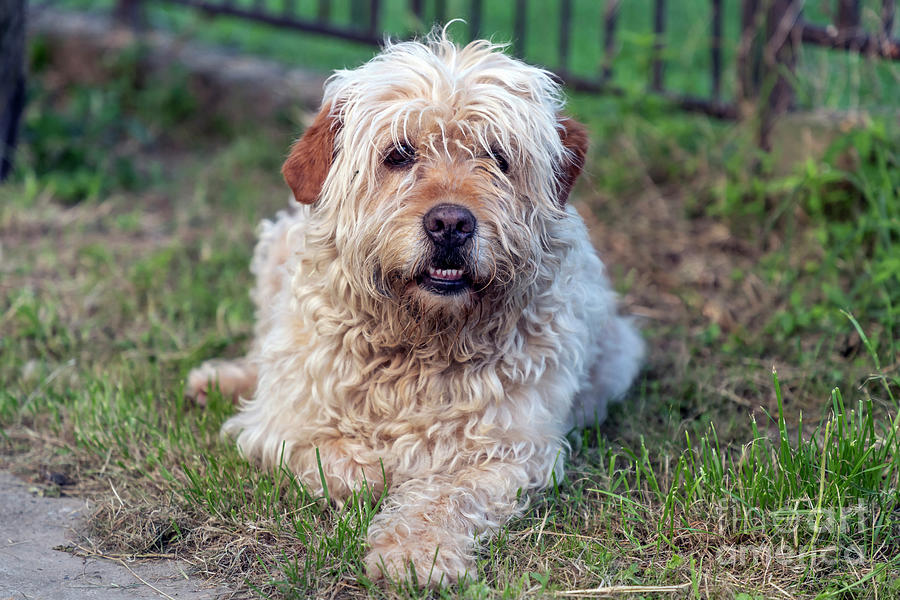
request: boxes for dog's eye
[490,149,509,174]
[384,143,416,168]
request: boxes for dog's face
[282,36,587,319]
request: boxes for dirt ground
[0,471,231,600]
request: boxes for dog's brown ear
[282,104,341,204]
[556,116,589,205]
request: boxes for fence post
[738,0,800,150]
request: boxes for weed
[14,37,199,204]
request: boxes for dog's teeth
[427,267,464,281]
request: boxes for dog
[186,30,644,586]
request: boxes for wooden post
[0,0,25,181]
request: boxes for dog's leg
[185,359,258,406]
[364,458,545,586]
[290,439,390,505]
[222,394,390,503]
[570,314,644,428]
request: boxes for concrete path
[0,472,230,600]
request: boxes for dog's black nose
[423,204,476,247]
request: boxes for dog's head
[283,32,588,320]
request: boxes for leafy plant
[15,38,198,203]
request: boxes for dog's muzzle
[418,203,476,296]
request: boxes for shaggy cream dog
[187,31,643,585]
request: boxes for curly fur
[186,30,644,586]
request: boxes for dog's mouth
[416,264,471,296]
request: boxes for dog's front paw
[364,520,471,587]
[185,360,257,405]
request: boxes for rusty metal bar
[738,0,763,102]
[411,0,423,22]
[513,0,527,57]
[883,0,895,37]
[602,0,619,82]
[559,0,572,73]
[836,0,861,30]
[469,0,482,39]
[651,0,665,91]
[711,0,723,98]
[157,0,384,44]
[369,0,380,35]
[799,20,900,58]
[564,73,738,119]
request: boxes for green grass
[3,8,900,599]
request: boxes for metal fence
[115,0,899,147]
